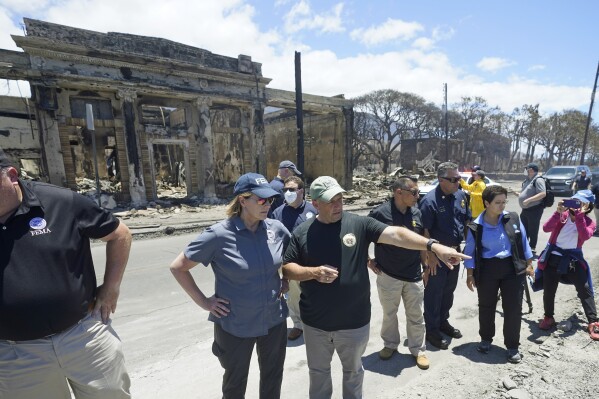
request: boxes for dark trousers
[424,261,460,335]
[543,254,598,323]
[212,321,287,399]
[520,204,544,250]
[477,257,524,350]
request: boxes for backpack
[533,176,554,208]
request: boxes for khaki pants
[0,313,130,399]
[287,280,303,329]
[303,323,369,399]
[377,271,426,357]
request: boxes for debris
[557,320,572,332]
[502,377,517,390]
[507,389,530,399]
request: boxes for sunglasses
[253,196,275,206]
[283,187,299,192]
[402,188,420,196]
[440,176,460,183]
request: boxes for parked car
[591,167,599,183]
[542,165,592,197]
[418,172,498,201]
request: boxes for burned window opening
[70,126,122,196]
[141,104,187,136]
[151,143,188,200]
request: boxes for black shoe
[426,334,449,350]
[440,323,463,339]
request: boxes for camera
[562,199,581,209]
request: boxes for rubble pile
[76,177,122,194]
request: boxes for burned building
[0,18,352,204]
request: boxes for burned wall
[264,110,348,186]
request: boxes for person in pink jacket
[535,190,599,340]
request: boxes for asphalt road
[90,188,599,399]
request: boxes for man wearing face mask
[272,176,318,340]
[269,160,302,216]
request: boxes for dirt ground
[115,177,599,399]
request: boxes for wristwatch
[426,238,439,252]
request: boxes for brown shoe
[415,354,430,370]
[288,328,303,340]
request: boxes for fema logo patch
[306,212,314,219]
[342,233,357,247]
[29,217,51,236]
[29,217,47,230]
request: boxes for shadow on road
[362,351,415,377]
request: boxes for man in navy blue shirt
[269,160,302,215]
[419,162,471,349]
[271,176,318,340]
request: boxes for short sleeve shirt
[283,212,387,331]
[518,175,546,208]
[368,199,423,281]
[419,186,470,247]
[184,217,290,338]
[271,200,318,232]
[575,175,591,191]
[1,180,119,340]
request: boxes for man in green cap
[282,176,469,399]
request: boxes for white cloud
[528,64,546,71]
[350,18,423,46]
[432,25,455,41]
[412,37,434,50]
[0,1,591,114]
[476,57,516,72]
[283,1,344,34]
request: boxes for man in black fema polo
[0,149,132,398]
[419,162,471,350]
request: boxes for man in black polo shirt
[419,162,471,350]
[283,176,468,399]
[0,149,132,398]
[368,177,429,370]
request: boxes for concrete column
[35,106,66,186]
[116,89,146,205]
[251,101,266,176]
[193,96,216,199]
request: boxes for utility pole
[295,51,305,175]
[443,83,449,161]
[580,60,599,165]
[86,103,102,207]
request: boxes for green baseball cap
[310,176,346,202]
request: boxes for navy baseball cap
[233,173,280,198]
[278,160,302,175]
[472,165,481,171]
[525,162,539,172]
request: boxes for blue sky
[0,0,597,116]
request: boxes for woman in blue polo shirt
[170,173,290,399]
[464,185,534,364]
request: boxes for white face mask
[284,190,298,204]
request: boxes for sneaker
[539,316,556,330]
[415,354,430,370]
[379,347,396,360]
[477,340,492,354]
[589,322,599,341]
[507,349,522,364]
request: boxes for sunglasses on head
[440,176,460,183]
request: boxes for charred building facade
[0,19,352,204]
